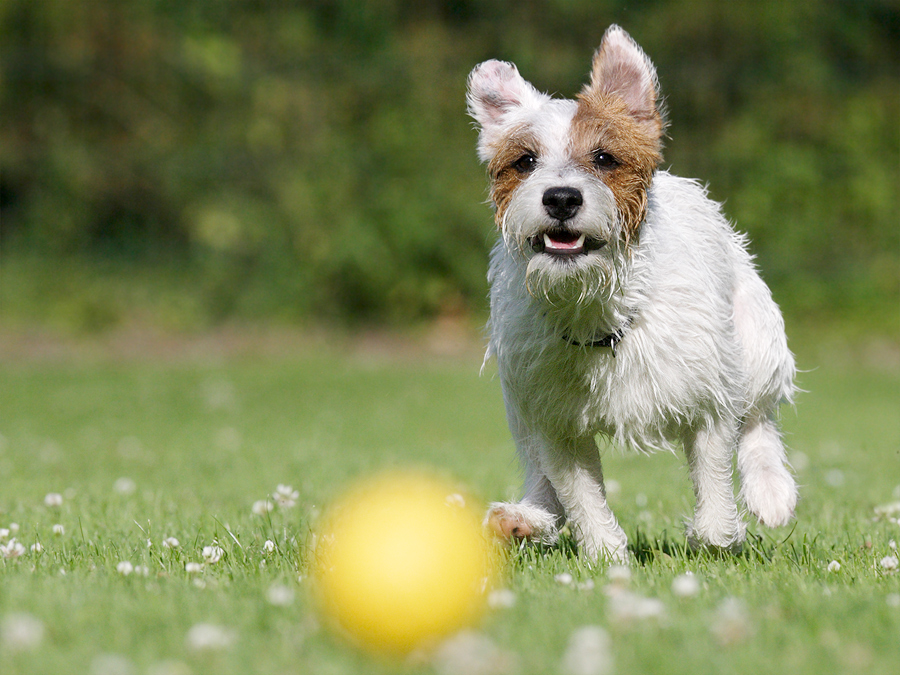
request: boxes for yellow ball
[312,471,495,653]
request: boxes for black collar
[562,317,632,357]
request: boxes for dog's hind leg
[737,413,797,528]
[683,417,746,551]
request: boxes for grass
[0,328,898,675]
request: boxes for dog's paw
[685,517,746,554]
[742,467,798,528]
[484,502,559,546]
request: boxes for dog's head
[468,26,665,303]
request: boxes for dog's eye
[592,150,619,170]
[512,153,537,174]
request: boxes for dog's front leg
[486,403,565,547]
[538,433,630,562]
[683,417,746,551]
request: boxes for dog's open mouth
[529,230,607,257]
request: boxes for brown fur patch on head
[570,90,663,244]
[486,127,543,228]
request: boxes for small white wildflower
[9,523,19,534]
[487,588,517,610]
[555,572,574,586]
[113,477,137,495]
[272,484,299,508]
[116,561,134,576]
[879,555,899,571]
[185,562,203,574]
[827,560,842,572]
[202,545,224,564]
[607,564,631,585]
[30,543,43,553]
[44,493,63,507]
[824,469,845,487]
[1,612,45,651]
[711,597,752,645]
[162,537,180,549]
[252,499,274,516]
[186,623,236,651]
[0,539,25,559]
[134,565,150,577]
[0,528,9,541]
[90,653,135,675]
[672,573,701,597]
[52,524,65,536]
[265,583,294,606]
[445,493,466,509]
[889,540,897,551]
[432,630,515,675]
[605,479,621,496]
[561,626,614,675]
[577,579,596,592]
[887,593,900,608]
[634,492,648,507]
[874,501,900,519]
[606,588,666,622]
[262,539,276,554]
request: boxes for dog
[467,25,797,561]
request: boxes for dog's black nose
[542,187,583,221]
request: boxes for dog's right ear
[467,60,542,162]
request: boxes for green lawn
[1,330,898,675]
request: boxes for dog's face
[468,26,666,303]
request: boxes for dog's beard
[524,253,622,307]
[501,190,625,309]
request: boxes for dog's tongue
[543,232,586,254]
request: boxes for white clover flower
[887,593,900,608]
[561,626,614,675]
[272,484,300,508]
[134,565,150,577]
[445,493,466,509]
[827,560,842,572]
[185,562,203,574]
[44,493,63,507]
[30,543,43,554]
[202,545,224,564]
[606,564,631,584]
[1,612,45,651]
[252,499,274,516]
[672,573,701,597]
[0,528,9,541]
[113,477,137,495]
[432,630,514,675]
[8,523,19,534]
[555,572,574,586]
[265,583,294,606]
[606,588,666,623]
[186,623,236,651]
[889,540,897,551]
[52,524,65,536]
[879,555,899,572]
[116,561,134,576]
[162,537,180,549]
[262,539,276,554]
[487,588,517,610]
[0,539,25,559]
[711,597,752,645]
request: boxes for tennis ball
[312,471,495,654]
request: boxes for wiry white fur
[469,26,797,561]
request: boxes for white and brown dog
[468,25,797,561]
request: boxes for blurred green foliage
[1,0,897,329]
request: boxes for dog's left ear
[585,25,662,135]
